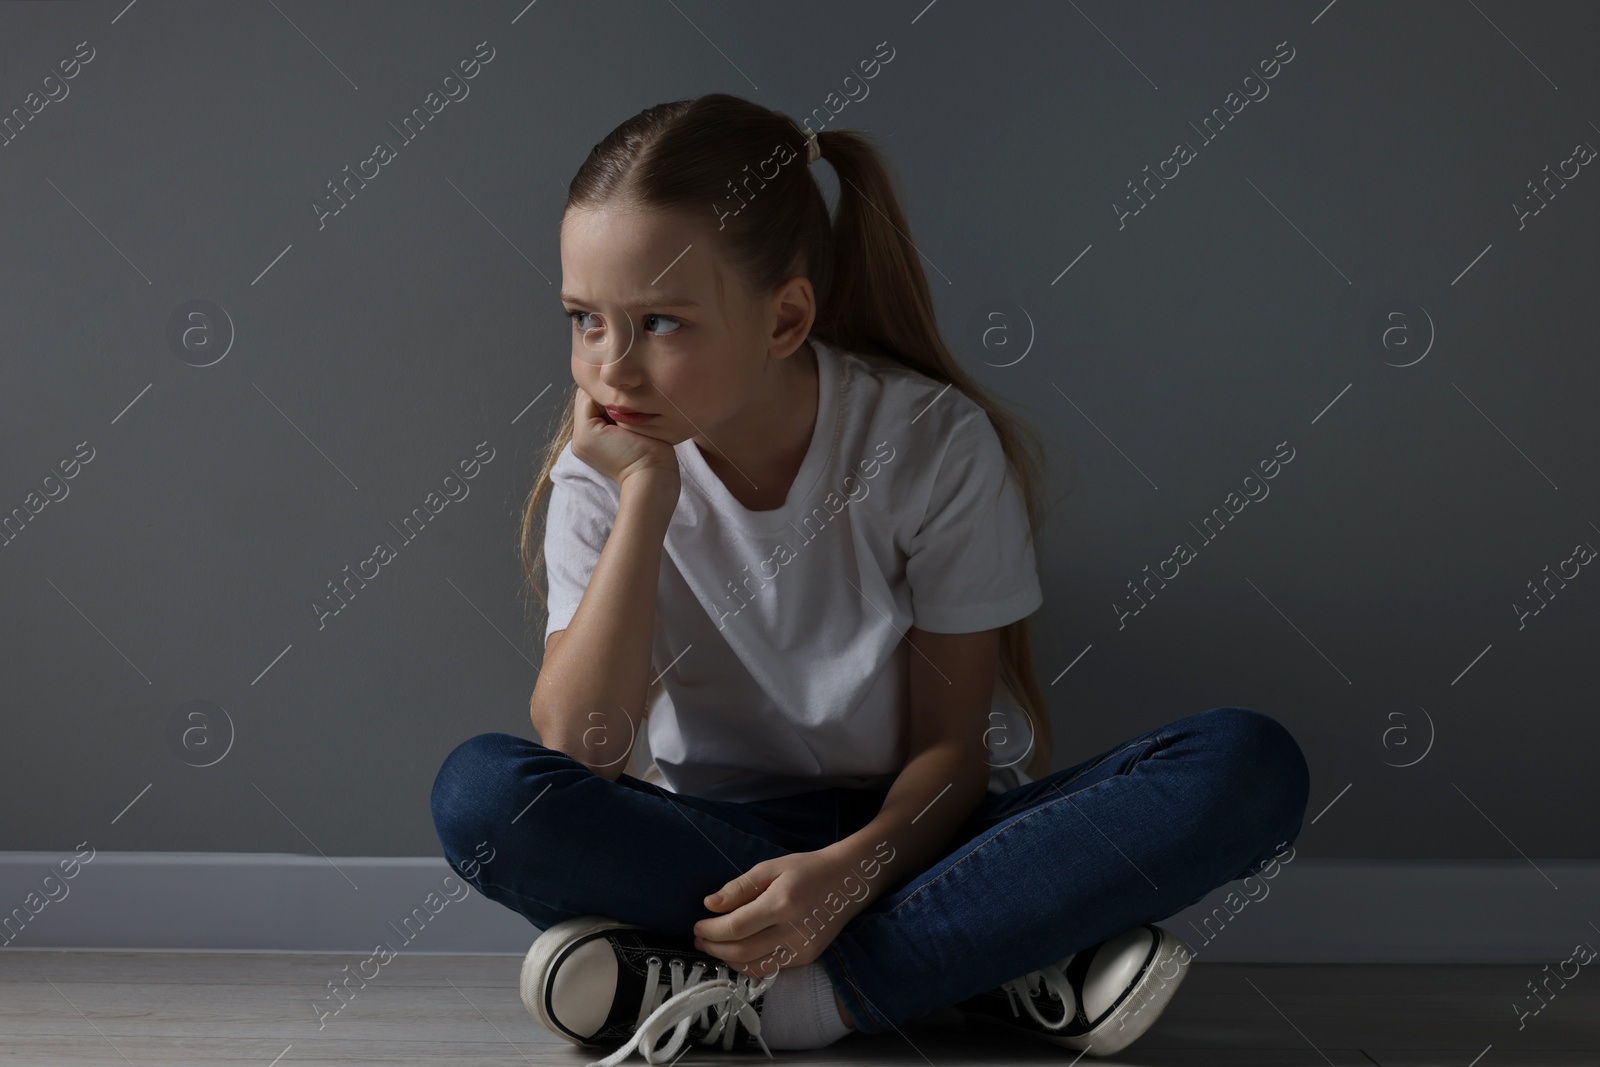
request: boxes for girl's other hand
[570,385,681,495]
[692,849,872,978]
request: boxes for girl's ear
[762,274,817,359]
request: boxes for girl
[431,93,1310,1066]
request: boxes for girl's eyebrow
[559,290,701,308]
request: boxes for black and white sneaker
[954,924,1193,1056]
[521,914,778,1066]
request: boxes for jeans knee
[431,732,527,858]
[1203,706,1311,843]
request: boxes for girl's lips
[605,406,658,424]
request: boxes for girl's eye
[565,310,682,337]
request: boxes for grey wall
[2,0,1595,874]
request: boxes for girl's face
[559,204,782,446]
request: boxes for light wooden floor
[2,953,1596,1065]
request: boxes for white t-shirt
[542,337,1045,803]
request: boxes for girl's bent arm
[530,468,678,780]
[818,627,999,903]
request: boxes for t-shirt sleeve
[905,407,1044,633]
[543,444,621,646]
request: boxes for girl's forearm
[821,742,990,906]
[530,470,677,779]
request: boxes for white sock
[755,962,853,1049]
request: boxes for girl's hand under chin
[570,385,681,493]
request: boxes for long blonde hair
[519,93,1062,780]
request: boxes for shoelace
[999,955,1078,1031]
[584,953,776,1067]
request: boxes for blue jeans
[430,705,1309,1035]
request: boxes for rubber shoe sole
[522,915,636,1047]
[957,924,1193,1057]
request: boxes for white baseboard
[1,852,1593,961]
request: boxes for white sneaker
[954,924,1193,1056]
[521,914,778,1066]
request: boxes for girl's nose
[581,316,640,373]
[594,345,645,387]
